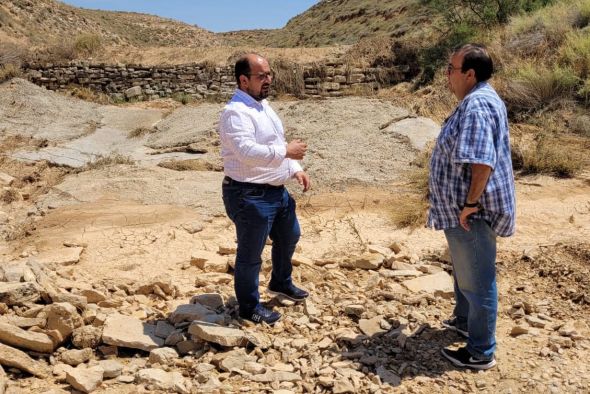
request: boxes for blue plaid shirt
[427,82,516,237]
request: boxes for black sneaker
[267,283,309,302]
[239,305,281,325]
[442,317,469,338]
[441,346,496,370]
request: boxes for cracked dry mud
[0,79,589,393]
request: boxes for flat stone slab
[0,343,47,377]
[402,271,453,297]
[188,321,248,347]
[0,322,55,353]
[102,314,164,352]
[34,247,84,266]
[0,282,40,306]
[385,117,440,151]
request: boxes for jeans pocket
[241,188,266,199]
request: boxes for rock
[375,365,401,386]
[333,378,355,393]
[168,303,221,325]
[211,348,256,372]
[291,254,313,267]
[98,359,123,379]
[218,245,236,255]
[251,371,302,383]
[164,331,184,346]
[388,260,415,270]
[34,247,83,266]
[359,316,388,337]
[45,303,84,345]
[188,321,248,347]
[182,222,203,234]
[136,368,185,391]
[0,322,55,353]
[344,305,365,317]
[136,278,177,297]
[125,86,142,98]
[402,271,453,296]
[60,348,93,366]
[0,316,46,329]
[510,325,529,337]
[79,289,106,304]
[340,253,383,270]
[526,316,546,329]
[149,347,178,365]
[2,262,34,282]
[0,342,47,377]
[190,251,229,273]
[71,326,102,349]
[176,339,202,355]
[389,242,403,254]
[0,365,6,394]
[379,269,422,278]
[368,244,391,256]
[304,298,320,316]
[0,173,14,187]
[244,331,272,349]
[195,273,233,287]
[50,292,87,309]
[0,282,40,306]
[155,321,175,339]
[102,314,164,352]
[190,293,224,310]
[65,365,103,393]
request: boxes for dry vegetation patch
[157,159,223,172]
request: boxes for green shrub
[503,63,579,112]
[560,29,590,78]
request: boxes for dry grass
[65,86,112,104]
[95,45,348,66]
[271,58,305,98]
[128,127,157,139]
[0,64,22,82]
[342,35,394,68]
[157,159,222,172]
[83,154,135,171]
[74,34,102,57]
[1,188,21,204]
[516,136,584,178]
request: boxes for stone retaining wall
[24,61,404,100]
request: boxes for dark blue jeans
[222,181,300,315]
[444,219,497,361]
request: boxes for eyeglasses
[447,64,463,74]
[246,71,274,81]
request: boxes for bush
[518,136,583,177]
[342,35,394,67]
[0,64,22,82]
[270,58,305,98]
[570,113,590,136]
[74,34,102,57]
[560,29,590,78]
[502,63,579,113]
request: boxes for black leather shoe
[239,305,281,325]
[267,283,309,302]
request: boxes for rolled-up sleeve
[453,110,497,169]
[220,109,286,168]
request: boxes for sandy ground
[0,79,589,393]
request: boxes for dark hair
[455,44,494,82]
[234,56,251,88]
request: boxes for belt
[223,176,284,190]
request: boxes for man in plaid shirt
[428,44,516,370]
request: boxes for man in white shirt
[219,53,311,325]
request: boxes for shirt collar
[463,81,488,101]
[234,89,265,109]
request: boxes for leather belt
[223,176,284,190]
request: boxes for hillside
[221,0,440,47]
[0,0,219,48]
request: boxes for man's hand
[286,139,307,160]
[294,171,311,192]
[459,206,479,231]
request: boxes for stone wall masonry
[24,61,405,100]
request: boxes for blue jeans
[222,181,300,315]
[444,219,497,361]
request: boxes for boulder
[0,322,55,353]
[102,314,164,352]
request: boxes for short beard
[247,86,269,101]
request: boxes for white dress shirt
[219,89,303,185]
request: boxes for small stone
[188,321,247,347]
[218,245,236,255]
[98,360,123,379]
[333,378,355,393]
[344,305,365,317]
[102,314,164,352]
[340,253,383,270]
[402,271,453,297]
[526,316,546,329]
[71,326,102,349]
[0,342,47,377]
[375,365,401,386]
[149,347,178,365]
[359,316,387,337]
[46,303,84,345]
[65,366,104,393]
[0,322,55,353]
[510,325,529,337]
[190,293,224,310]
[195,273,233,287]
[79,289,106,304]
[182,222,204,234]
[155,321,175,339]
[168,304,222,325]
[0,282,40,306]
[136,368,185,391]
[33,247,84,266]
[60,348,93,366]
[190,250,229,273]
